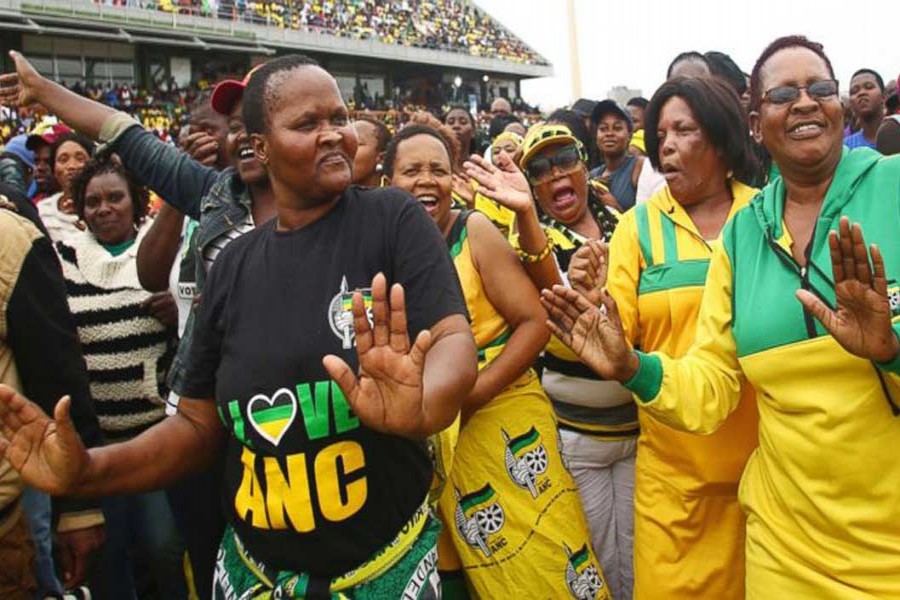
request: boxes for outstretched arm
[0,388,224,497]
[0,51,116,140]
[0,51,217,218]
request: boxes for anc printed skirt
[212,503,441,600]
[437,370,612,600]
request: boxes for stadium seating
[93,0,547,65]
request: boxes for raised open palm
[797,217,899,363]
[540,285,637,382]
[323,273,433,439]
[568,240,609,307]
[463,153,534,214]
[0,387,89,496]
[0,51,45,108]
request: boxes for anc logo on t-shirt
[454,484,506,557]
[564,544,605,600]
[329,276,374,349]
[502,427,550,499]
[887,284,900,317]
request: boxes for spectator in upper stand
[571,98,598,135]
[26,122,71,203]
[37,132,93,243]
[876,115,900,155]
[705,51,748,100]
[0,134,34,197]
[549,107,597,169]
[626,97,649,131]
[591,100,665,211]
[444,105,477,169]
[667,51,711,79]
[846,69,886,150]
[352,115,392,187]
[490,96,512,117]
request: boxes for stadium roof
[0,0,553,79]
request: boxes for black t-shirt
[181,186,467,576]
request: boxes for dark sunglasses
[762,79,839,105]
[526,144,582,183]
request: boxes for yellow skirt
[633,465,746,599]
[437,371,611,599]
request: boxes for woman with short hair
[0,53,477,598]
[542,35,900,598]
[576,76,760,599]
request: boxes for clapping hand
[568,240,609,307]
[323,273,434,439]
[796,217,899,363]
[463,153,534,215]
[540,285,638,382]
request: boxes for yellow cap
[519,123,586,170]
[630,129,646,153]
[491,130,524,150]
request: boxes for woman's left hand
[323,273,434,439]
[142,291,178,329]
[797,217,899,363]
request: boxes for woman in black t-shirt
[0,54,478,598]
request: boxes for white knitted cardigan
[56,223,172,441]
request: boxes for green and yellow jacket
[625,148,900,597]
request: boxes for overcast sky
[477,0,899,111]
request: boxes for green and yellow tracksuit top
[624,148,900,598]
[607,181,759,600]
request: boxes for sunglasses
[762,79,839,105]
[526,144,582,183]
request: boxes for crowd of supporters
[92,0,547,64]
[0,35,900,600]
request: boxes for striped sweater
[56,224,173,441]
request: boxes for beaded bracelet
[517,239,554,264]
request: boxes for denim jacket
[107,118,253,396]
[0,155,29,198]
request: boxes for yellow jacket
[625,150,900,597]
[607,182,759,599]
[608,182,759,491]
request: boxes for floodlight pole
[567,0,582,101]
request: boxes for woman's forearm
[74,400,224,497]
[463,320,548,419]
[421,321,477,437]
[31,76,117,140]
[515,205,563,291]
[137,203,186,292]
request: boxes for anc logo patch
[565,544,605,600]
[328,276,373,349]
[454,484,506,557]
[888,285,900,317]
[503,426,550,499]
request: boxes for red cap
[210,64,264,116]
[26,122,73,151]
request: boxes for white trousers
[560,429,636,600]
